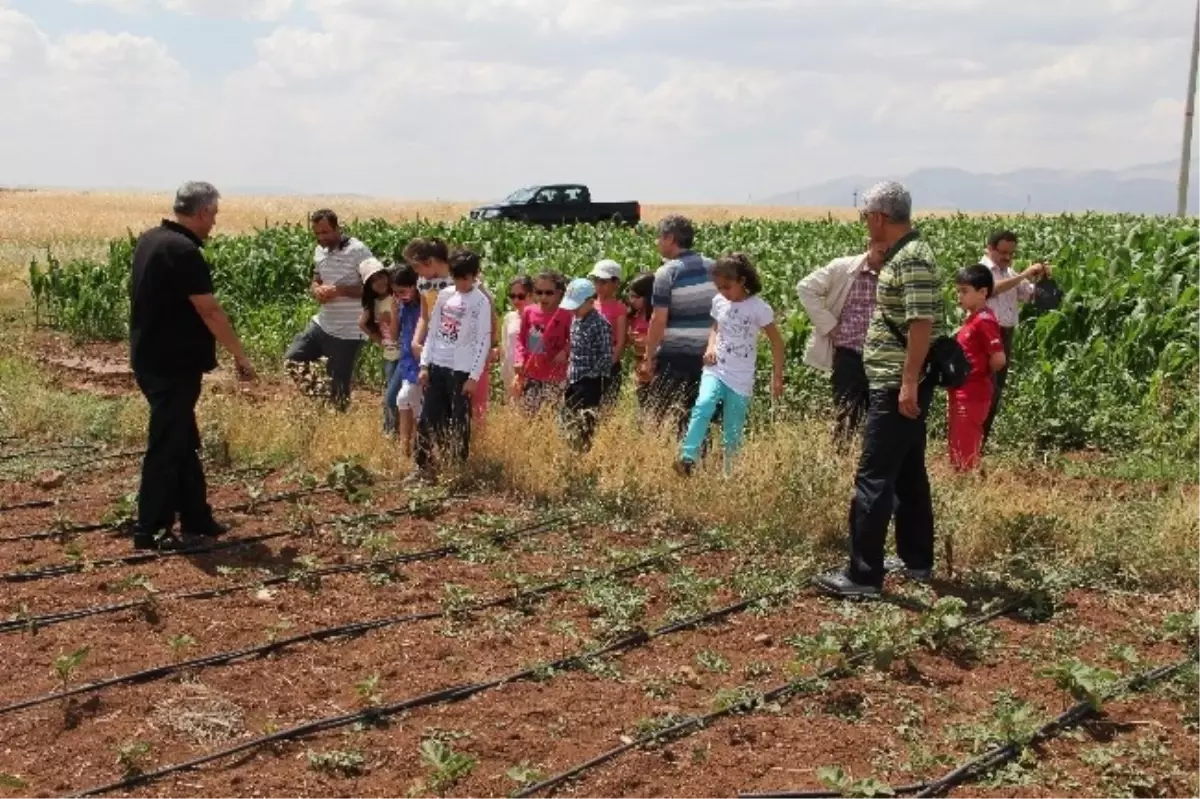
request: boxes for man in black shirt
[129,181,256,550]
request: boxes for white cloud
[70,0,294,21]
[3,0,1197,202]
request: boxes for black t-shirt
[130,220,218,376]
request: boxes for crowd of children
[351,232,1014,482]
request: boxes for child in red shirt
[949,264,1007,472]
[513,271,572,414]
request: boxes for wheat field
[0,189,862,307]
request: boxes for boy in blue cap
[559,277,612,451]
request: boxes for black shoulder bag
[881,314,970,390]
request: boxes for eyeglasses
[533,290,555,297]
[509,292,527,300]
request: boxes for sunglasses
[533,290,556,297]
[509,292,527,300]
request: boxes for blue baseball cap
[559,277,597,311]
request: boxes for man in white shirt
[284,209,373,410]
[980,230,1049,442]
[796,240,887,445]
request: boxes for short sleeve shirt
[706,295,775,397]
[313,237,372,339]
[129,220,218,376]
[950,308,1005,403]
[862,231,944,389]
[651,251,716,360]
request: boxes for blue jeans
[383,359,406,435]
[680,373,750,473]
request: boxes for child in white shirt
[677,253,785,476]
[412,249,493,482]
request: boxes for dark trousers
[832,347,869,447]
[983,327,1015,444]
[846,382,936,587]
[284,321,364,410]
[134,372,211,535]
[602,363,623,407]
[646,354,705,440]
[562,376,607,452]
[414,365,471,471]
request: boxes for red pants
[948,395,990,472]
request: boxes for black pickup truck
[468,184,641,227]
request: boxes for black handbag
[882,314,970,389]
[1033,276,1064,312]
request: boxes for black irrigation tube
[0,480,388,544]
[0,463,274,520]
[516,596,1030,798]
[71,573,780,797]
[911,657,1194,798]
[0,499,55,513]
[0,530,296,583]
[1,538,705,718]
[61,449,144,471]
[0,443,97,463]
[745,655,1197,799]
[0,493,453,585]
[0,499,525,635]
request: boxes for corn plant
[29,215,1198,454]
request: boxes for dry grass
[11,349,1191,590]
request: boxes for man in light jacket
[797,240,887,444]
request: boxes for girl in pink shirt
[626,272,655,410]
[589,259,629,405]
[513,272,571,414]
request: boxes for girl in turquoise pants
[677,253,785,476]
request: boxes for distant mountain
[764,160,1199,215]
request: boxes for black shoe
[812,570,881,598]
[674,459,694,477]
[132,531,189,551]
[180,520,228,538]
[883,556,932,582]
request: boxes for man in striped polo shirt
[814,182,943,599]
[639,215,716,439]
[284,209,373,410]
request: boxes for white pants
[396,380,424,418]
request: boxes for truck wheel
[610,213,624,225]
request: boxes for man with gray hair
[638,214,716,440]
[129,181,256,551]
[814,181,942,598]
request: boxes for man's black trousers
[134,371,213,535]
[846,381,936,587]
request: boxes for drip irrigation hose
[0,444,97,463]
[0,499,55,513]
[0,504,539,634]
[69,576,779,797]
[0,491,453,583]
[0,530,296,583]
[1,538,704,718]
[739,654,1195,799]
[912,658,1194,798]
[516,596,1030,798]
[0,480,384,544]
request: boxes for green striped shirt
[863,231,943,389]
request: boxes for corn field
[27,215,1199,454]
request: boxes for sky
[1,0,1197,203]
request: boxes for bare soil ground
[0,334,1195,798]
[0,455,1195,796]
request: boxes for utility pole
[1177,0,1199,217]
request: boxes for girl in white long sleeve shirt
[412,252,492,480]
